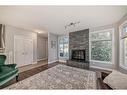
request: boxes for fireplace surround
[69,29,89,62]
[67,29,89,69]
[71,49,85,62]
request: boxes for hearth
[67,49,89,69]
[71,49,85,62]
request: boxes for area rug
[5,64,97,89]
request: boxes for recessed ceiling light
[34,29,44,34]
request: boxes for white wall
[5,25,37,64]
[37,35,48,61]
[48,32,58,64]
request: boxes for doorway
[14,35,33,67]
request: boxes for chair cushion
[103,70,127,89]
[0,66,18,81]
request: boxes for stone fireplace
[67,29,89,69]
[69,29,89,61]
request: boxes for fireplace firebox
[71,50,85,62]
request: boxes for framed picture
[51,40,56,48]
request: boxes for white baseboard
[48,60,58,64]
[59,60,66,63]
[90,65,113,71]
[33,62,37,64]
[37,58,47,62]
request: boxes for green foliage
[91,41,111,62]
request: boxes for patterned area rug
[5,64,97,89]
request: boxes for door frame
[14,35,33,67]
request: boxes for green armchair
[0,55,19,86]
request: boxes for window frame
[119,20,127,70]
[58,36,69,59]
[89,28,115,64]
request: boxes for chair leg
[16,75,19,82]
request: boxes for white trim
[37,58,47,61]
[58,36,69,59]
[48,60,58,64]
[59,60,66,63]
[119,19,127,70]
[89,28,115,66]
[119,19,127,39]
[33,62,37,64]
[90,60,111,64]
[90,28,114,34]
[90,65,113,71]
[90,39,111,42]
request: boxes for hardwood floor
[0,61,111,89]
[19,60,48,73]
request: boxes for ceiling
[0,6,127,37]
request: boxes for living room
[0,5,127,91]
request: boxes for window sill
[90,60,113,71]
[90,65,112,71]
[90,60,112,64]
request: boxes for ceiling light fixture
[65,21,80,29]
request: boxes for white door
[24,39,33,65]
[14,37,24,67]
[14,36,33,67]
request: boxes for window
[124,38,127,66]
[120,24,127,69]
[123,26,127,33]
[90,29,114,64]
[58,36,69,58]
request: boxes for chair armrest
[2,64,17,68]
[97,78,112,89]
[98,72,112,89]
